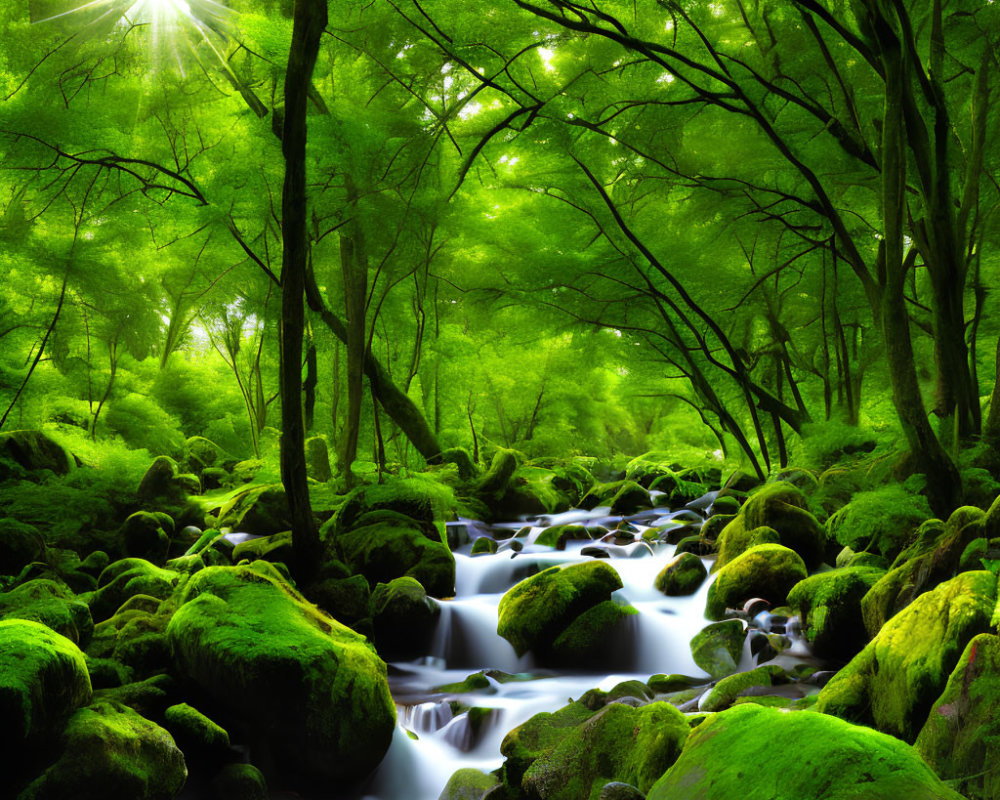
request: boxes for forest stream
[359,499,817,800]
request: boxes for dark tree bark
[279,0,326,579]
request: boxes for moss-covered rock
[690,620,745,679]
[1,619,92,758]
[549,600,636,664]
[90,559,179,622]
[826,485,932,559]
[0,518,44,577]
[137,456,199,507]
[166,564,395,783]
[304,435,333,482]
[217,483,291,537]
[372,576,439,658]
[0,429,75,478]
[520,701,689,800]
[816,570,996,742]
[17,700,186,800]
[475,449,519,499]
[536,524,590,549]
[705,544,808,621]
[231,530,294,565]
[306,573,372,635]
[715,483,825,571]
[470,537,498,555]
[0,579,94,647]
[334,478,456,534]
[497,561,624,662]
[163,702,230,756]
[786,566,884,660]
[334,515,455,598]
[655,552,708,596]
[580,481,651,515]
[646,704,965,800]
[438,768,499,800]
[210,763,268,800]
[182,436,222,474]
[121,512,172,565]
[699,664,787,712]
[915,633,1000,800]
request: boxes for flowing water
[358,500,819,800]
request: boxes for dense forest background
[1,0,999,545]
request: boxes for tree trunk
[338,177,367,487]
[279,0,325,579]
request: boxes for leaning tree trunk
[279,0,326,579]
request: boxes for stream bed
[359,502,819,800]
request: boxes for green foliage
[827,485,933,556]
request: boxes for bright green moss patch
[167,564,395,783]
[497,561,623,660]
[0,619,92,749]
[163,702,229,753]
[655,552,708,596]
[647,704,965,800]
[699,664,787,712]
[0,578,94,647]
[550,600,636,664]
[690,619,745,679]
[826,485,932,558]
[18,700,186,800]
[817,570,996,742]
[705,544,807,620]
[786,567,884,659]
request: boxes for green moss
[915,633,1000,800]
[89,559,179,622]
[501,700,595,785]
[0,517,44,577]
[163,702,229,753]
[647,704,964,800]
[690,620,745,679]
[816,570,996,742]
[826,484,932,558]
[167,564,395,783]
[0,429,76,477]
[714,483,825,571]
[520,701,689,800]
[371,576,438,657]
[334,519,455,598]
[0,619,92,750]
[18,700,186,800]
[647,674,706,694]
[580,480,651,514]
[434,672,494,694]
[439,768,500,800]
[699,664,787,712]
[705,544,808,621]
[655,552,708,596]
[497,561,623,659]
[470,537,498,555]
[210,763,268,800]
[536,524,590,549]
[550,600,637,664]
[786,567,884,659]
[216,483,290,537]
[0,579,94,647]
[476,449,520,498]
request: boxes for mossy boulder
[217,483,291,537]
[121,512,173,565]
[304,435,333,482]
[0,518,44,577]
[0,429,75,478]
[231,530,294,565]
[0,619,92,757]
[580,481,651,514]
[500,699,596,785]
[786,566,885,660]
[470,537,498,555]
[915,633,1000,800]
[136,456,199,507]
[690,620,745,679]
[182,436,221,474]
[549,600,637,664]
[334,478,455,534]
[306,573,372,635]
[438,767,499,800]
[816,570,996,742]
[333,515,455,598]
[162,702,230,756]
[475,448,519,498]
[536,523,591,549]
[371,576,439,658]
[699,664,787,712]
[714,483,825,571]
[705,544,808,621]
[0,579,94,647]
[210,763,268,800]
[90,559,179,623]
[166,564,395,783]
[17,700,186,800]
[646,704,965,800]
[826,485,932,559]
[497,561,625,662]
[655,552,708,596]
[519,701,690,800]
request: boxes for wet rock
[654,552,708,596]
[580,481,652,515]
[714,483,825,571]
[475,449,520,499]
[816,570,996,742]
[167,563,395,783]
[705,544,808,621]
[599,782,645,800]
[549,600,636,664]
[709,495,741,516]
[786,566,885,660]
[674,535,715,557]
[536,524,590,549]
[915,633,1000,800]
[647,704,964,800]
[17,700,186,800]
[0,578,94,647]
[690,620,745,679]
[471,537,498,555]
